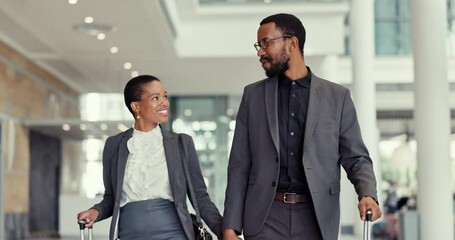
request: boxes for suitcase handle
[78,219,93,240]
[363,210,373,240]
[366,209,372,221]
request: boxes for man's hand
[358,196,382,221]
[76,208,100,228]
[223,229,242,240]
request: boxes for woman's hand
[77,208,100,228]
[223,229,242,240]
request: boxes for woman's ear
[130,102,139,113]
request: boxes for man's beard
[263,48,290,78]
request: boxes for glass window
[374,0,412,56]
[169,96,239,210]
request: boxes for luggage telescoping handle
[78,219,93,240]
[362,210,373,240]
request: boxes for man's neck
[285,62,308,80]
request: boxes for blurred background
[0,0,454,239]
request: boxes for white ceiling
[0,0,349,95]
[2,0,453,140]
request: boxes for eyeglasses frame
[253,34,293,51]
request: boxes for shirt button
[290,152,294,156]
[292,82,296,85]
[290,132,294,136]
[291,112,295,117]
[292,93,296,97]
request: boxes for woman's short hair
[124,75,160,116]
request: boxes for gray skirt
[118,198,187,240]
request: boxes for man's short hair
[260,13,306,55]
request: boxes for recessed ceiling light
[131,71,139,77]
[226,108,234,116]
[68,0,77,4]
[100,123,108,131]
[84,16,94,24]
[184,109,192,117]
[110,46,119,53]
[80,124,87,131]
[62,124,71,131]
[97,33,106,40]
[73,23,116,36]
[124,62,132,70]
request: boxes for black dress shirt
[277,72,311,194]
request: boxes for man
[223,13,382,240]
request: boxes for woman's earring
[136,114,140,119]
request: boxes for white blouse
[120,127,173,207]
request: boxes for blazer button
[272,181,276,187]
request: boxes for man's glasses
[254,35,292,52]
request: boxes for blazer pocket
[330,182,340,195]
[248,175,256,185]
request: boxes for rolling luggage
[363,210,373,240]
[78,219,93,240]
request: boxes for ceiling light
[84,17,94,24]
[110,46,118,53]
[226,108,234,116]
[80,124,87,131]
[68,0,77,4]
[62,124,71,131]
[73,23,116,36]
[123,62,132,70]
[264,0,272,3]
[97,33,106,40]
[131,71,139,77]
[184,109,192,117]
[100,123,108,131]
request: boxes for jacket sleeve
[222,89,251,234]
[339,89,378,201]
[92,137,116,221]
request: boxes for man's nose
[257,47,266,57]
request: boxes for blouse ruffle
[124,127,168,199]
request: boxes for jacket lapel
[116,128,133,199]
[303,74,323,154]
[161,128,177,197]
[265,77,280,153]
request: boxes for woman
[77,75,222,240]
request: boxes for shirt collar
[278,67,311,88]
[278,70,311,88]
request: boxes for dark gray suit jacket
[92,127,222,240]
[223,72,378,240]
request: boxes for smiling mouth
[260,58,271,68]
[158,109,168,115]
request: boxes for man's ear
[289,37,298,51]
